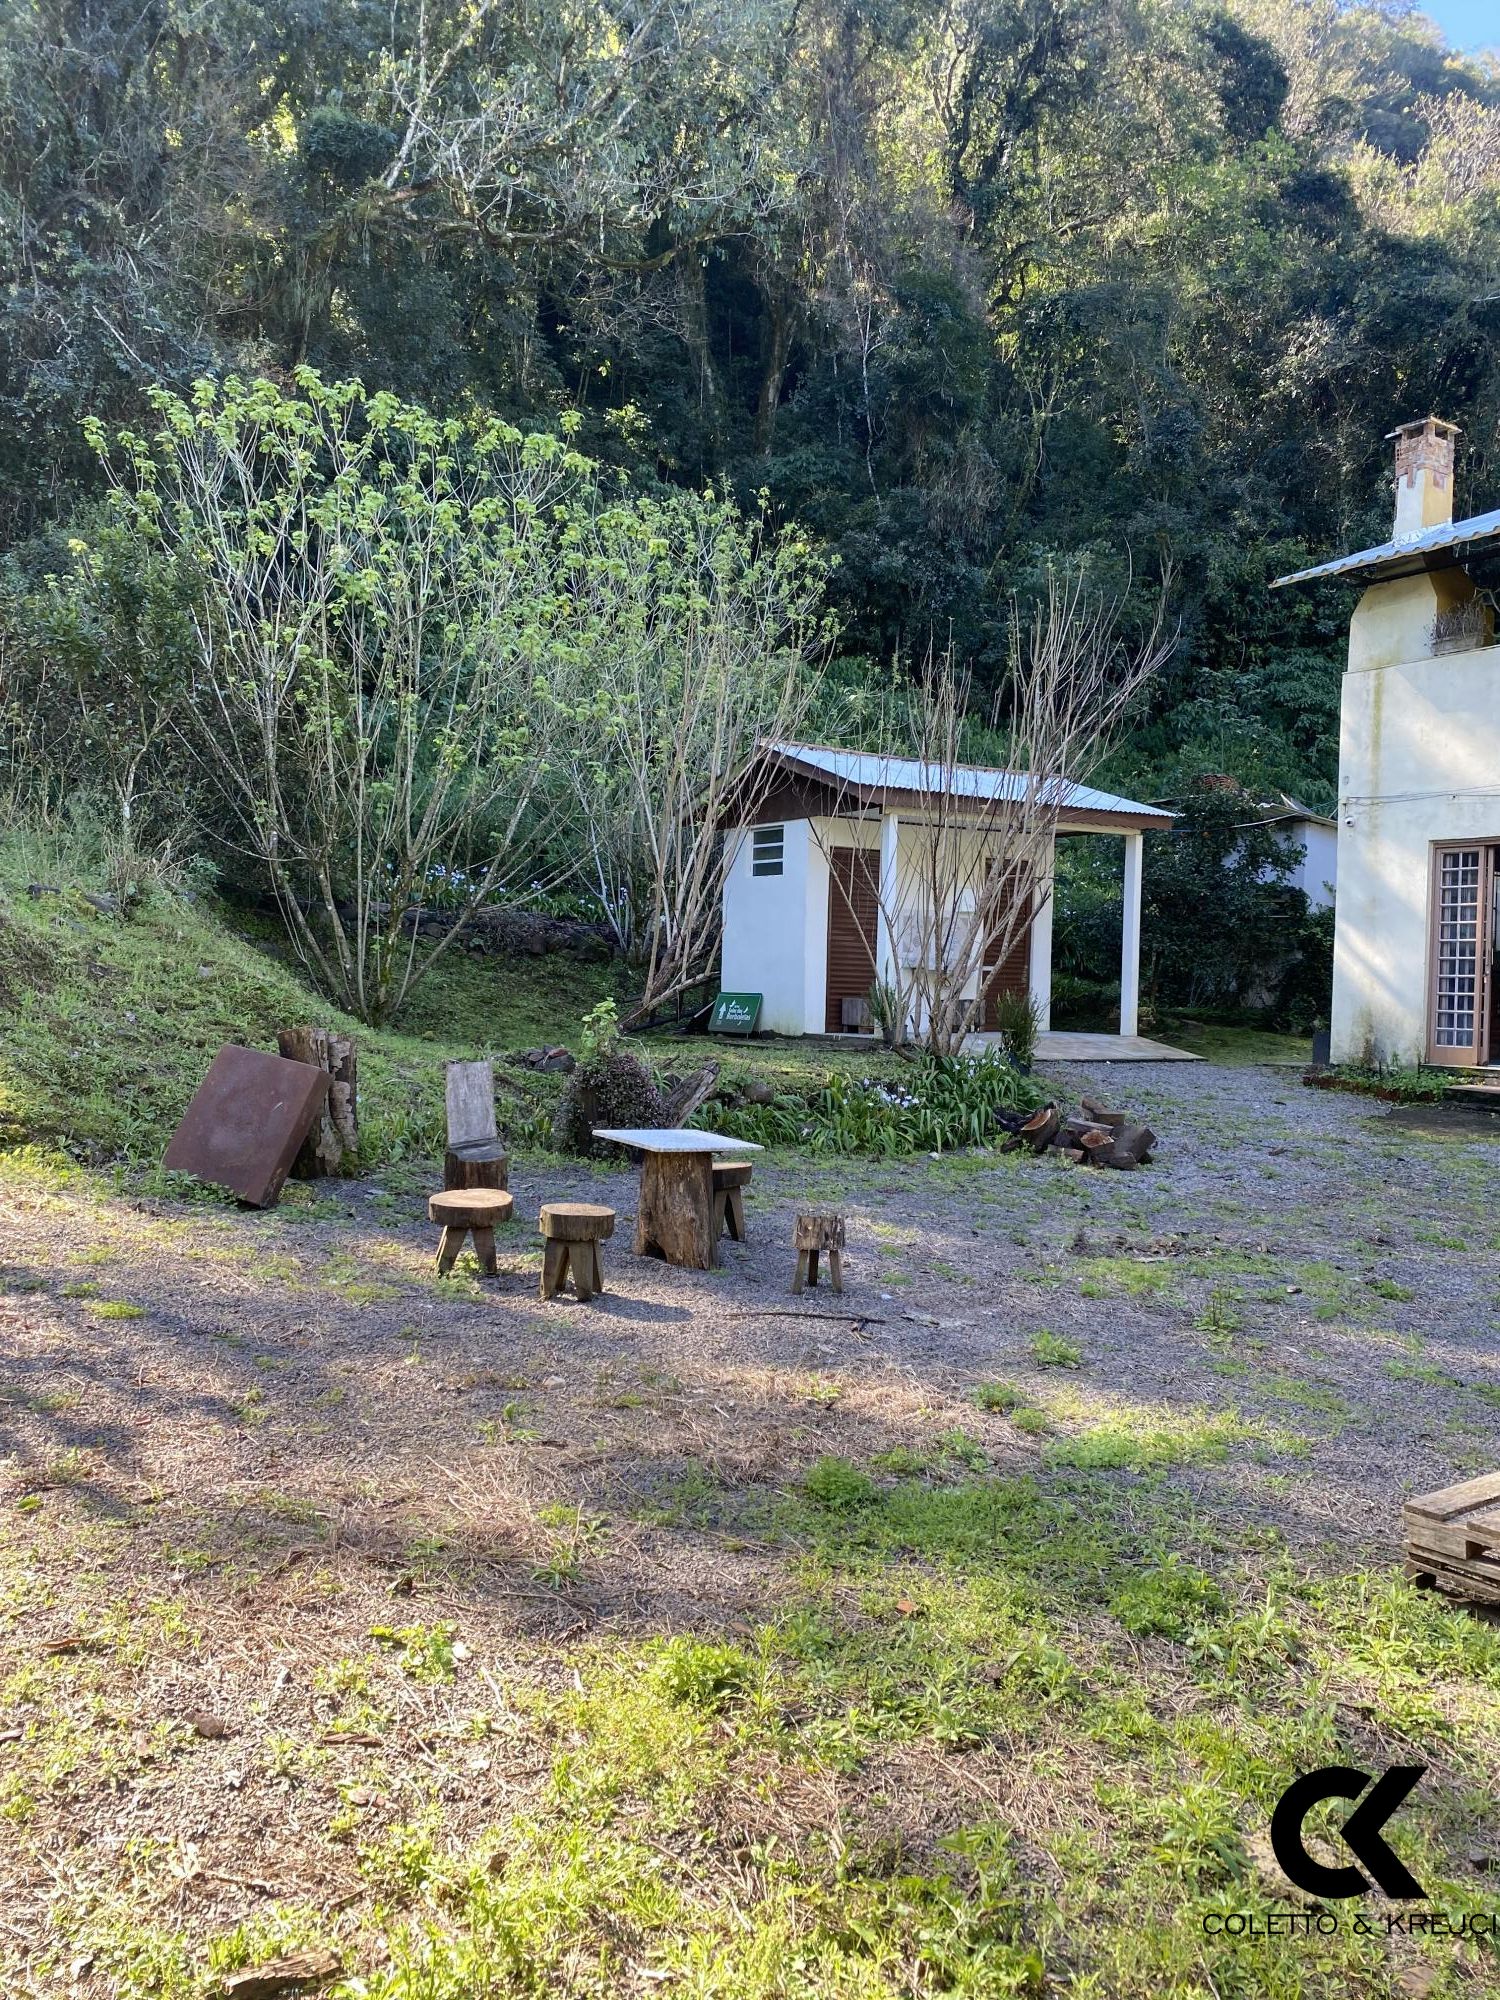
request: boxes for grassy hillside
[0,826,620,1168]
[0,824,1036,1175]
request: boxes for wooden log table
[591,1127,762,1271]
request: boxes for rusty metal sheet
[163,1045,331,1207]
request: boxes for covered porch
[720,742,1173,1045]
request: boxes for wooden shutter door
[981,863,1033,1031]
[826,847,880,1032]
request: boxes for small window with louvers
[752,825,785,877]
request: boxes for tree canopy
[5,0,1500,806]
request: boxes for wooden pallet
[1404,1473,1500,1605]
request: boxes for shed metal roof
[764,741,1173,821]
[1271,508,1500,589]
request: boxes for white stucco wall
[1293,821,1338,909]
[1331,593,1500,1064]
[720,819,812,1035]
[1260,821,1337,908]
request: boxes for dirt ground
[3,1061,1500,1997]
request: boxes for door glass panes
[1435,847,1483,1048]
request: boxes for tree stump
[539,1202,616,1302]
[427,1188,514,1276]
[276,1028,357,1177]
[793,1213,845,1293]
[444,1141,509,1191]
[635,1152,717,1269]
[712,1161,752,1245]
[660,1062,720,1128]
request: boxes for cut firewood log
[1079,1096,1127,1131]
[1108,1123,1157,1168]
[1060,1116,1113,1144]
[1058,1146,1085,1164]
[276,1028,357,1177]
[1016,1106,1059,1153]
[1079,1128,1116,1165]
[660,1061,720,1128]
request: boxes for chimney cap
[1385,416,1462,443]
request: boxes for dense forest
[2,7,1500,1040]
[2,0,1499,1028]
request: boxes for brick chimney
[1388,417,1460,540]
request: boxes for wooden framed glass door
[1428,843,1496,1066]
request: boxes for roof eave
[755,743,1172,828]
[1271,509,1500,589]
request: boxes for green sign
[710,991,762,1035]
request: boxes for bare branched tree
[547,494,832,1024]
[817,564,1176,1056]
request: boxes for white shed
[720,741,1172,1040]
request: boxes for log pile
[997,1093,1157,1171]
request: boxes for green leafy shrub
[802,1456,877,1511]
[706,1046,1043,1156]
[1109,1560,1225,1639]
[651,1637,755,1712]
[369,1622,460,1683]
[578,998,621,1062]
[553,1048,664,1156]
[972,1382,1024,1413]
[989,988,1041,1069]
[1029,1331,1082,1368]
[1318,1063,1452,1103]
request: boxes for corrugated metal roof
[766,742,1174,820]
[1271,508,1500,588]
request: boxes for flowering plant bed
[700,1046,1046,1155]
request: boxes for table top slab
[591,1127,762,1154]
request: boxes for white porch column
[874,811,900,986]
[1029,842,1055,1030]
[1119,830,1144,1038]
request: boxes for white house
[1275,416,1500,1066]
[1244,795,1338,909]
[719,741,1172,1040]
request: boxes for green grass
[1152,1019,1314,1066]
[0,823,1036,1171]
[0,822,621,1165]
[36,1462,1499,1999]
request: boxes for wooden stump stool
[539,1202,616,1303]
[444,1139,509,1191]
[793,1213,845,1294]
[428,1188,514,1276]
[712,1161,752,1245]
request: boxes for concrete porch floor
[965,1030,1197,1061]
[1033,1030,1199,1061]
